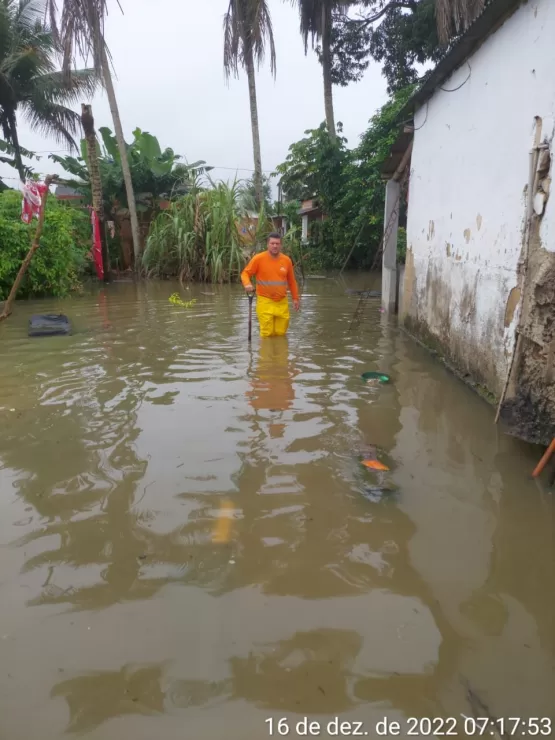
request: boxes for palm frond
[46,0,111,74]
[1,30,55,77]
[33,68,99,104]
[22,98,81,150]
[435,0,486,44]
[250,0,276,74]
[0,137,36,159]
[223,0,242,80]
[223,0,276,79]
[17,0,49,31]
[290,0,350,52]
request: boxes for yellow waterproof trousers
[256,295,290,337]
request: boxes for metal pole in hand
[248,293,254,343]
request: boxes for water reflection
[0,279,552,738]
[246,336,297,439]
[51,663,165,733]
[228,628,360,713]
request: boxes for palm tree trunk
[101,48,141,269]
[81,104,109,282]
[321,2,336,142]
[245,47,264,209]
[7,110,25,182]
[0,176,53,321]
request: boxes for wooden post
[81,104,110,282]
[0,175,54,322]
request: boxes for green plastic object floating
[361,371,390,384]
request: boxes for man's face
[268,238,282,256]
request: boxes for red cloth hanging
[21,181,47,224]
[91,209,104,280]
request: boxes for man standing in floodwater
[241,233,300,338]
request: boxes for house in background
[298,197,325,242]
[381,0,554,445]
[239,213,288,245]
[54,184,84,204]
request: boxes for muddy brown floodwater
[0,276,553,740]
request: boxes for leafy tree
[274,122,348,203]
[368,0,443,92]
[325,0,487,94]
[338,83,414,262]
[0,0,98,181]
[275,85,414,269]
[224,0,276,209]
[327,0,444,93]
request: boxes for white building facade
[386,0,555,443]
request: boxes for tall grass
[143,180,275,283]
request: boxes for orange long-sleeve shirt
[241,251,299,302]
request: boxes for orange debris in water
[361,460,389,471]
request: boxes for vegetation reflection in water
[0,280,552,739]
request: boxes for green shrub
[0,189,91,300]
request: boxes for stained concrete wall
[402,0,555,400]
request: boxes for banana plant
[50,129,212,213]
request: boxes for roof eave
[397,0,524,125]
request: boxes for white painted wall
[404,0,555,394]
[301,214,308,242]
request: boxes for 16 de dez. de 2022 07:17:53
[265,717,553,736]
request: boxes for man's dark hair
[267,232,282,241]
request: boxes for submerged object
[346,289,381,297]
[28,314,71,337]
[361,371,390,384]
[361,459,390,471]
[361,485,396,503]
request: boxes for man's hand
[293,299,300,311]
[245,284,254,294]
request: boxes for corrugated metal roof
[55,184,82,197]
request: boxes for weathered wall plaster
[402,0,555,401]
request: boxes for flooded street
[0,276,553,739]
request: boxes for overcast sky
[0,0,389,191]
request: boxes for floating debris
[346,289,381,297]
[169,294,197,308]
[361,371,390,384]
[361,460,390,471]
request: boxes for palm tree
[45,0,142,267]
[0,0,98,181]
[224,0,276,209]
[435,0,485,43]
[290,1,349,143]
